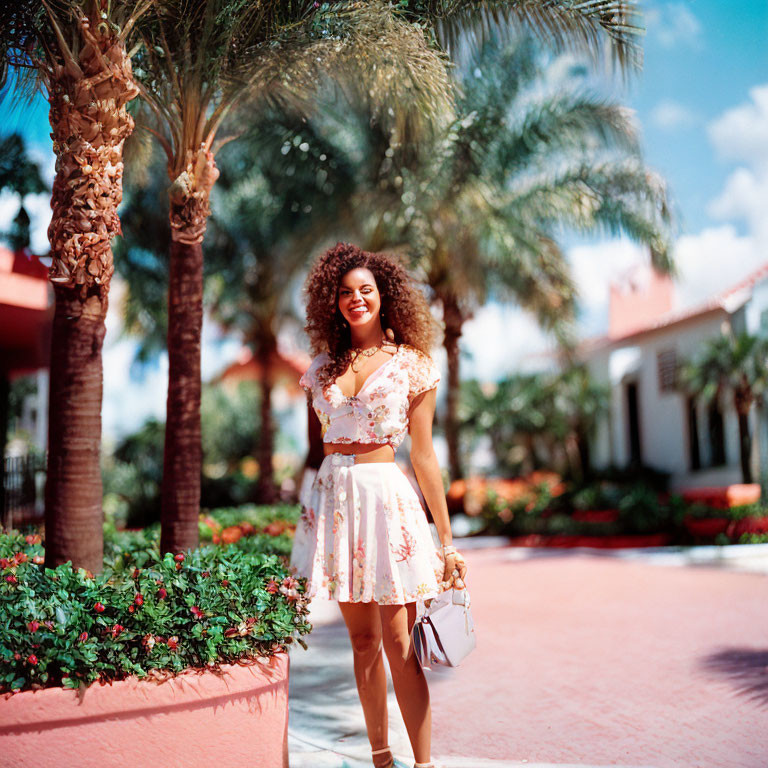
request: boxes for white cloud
[671,225,762,307]
[567,238,650,334]
[650,99,697,131]
[708,84,768,168]
[645,2,704,49]
[708,167,768,245]
[461,302,554,379]
[706,84,768,246]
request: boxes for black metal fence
[2,453,46,529]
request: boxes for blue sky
[2,1,767,438]
[628,0,767,234]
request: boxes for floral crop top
[299,344,441,449]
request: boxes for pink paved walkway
[429,549,768,768]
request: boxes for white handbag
[411,588,476,669]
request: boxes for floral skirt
[290,453,445,605]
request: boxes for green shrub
[0,530,311,695]
[738,532,768,544]
[617,485,672,533]
[683,501,765,520]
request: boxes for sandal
[371,745,394,768]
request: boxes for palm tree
[209,114,357,502]
[117,113,354,504]
[299,35,673,479]
[461,374,563,475]
[129,0,461,554]
[680,332,768,484]
[551,365,610,480]
[0,1,147,571]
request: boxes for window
[657,348,677,392]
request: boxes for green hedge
[0,525,310,695]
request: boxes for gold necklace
[350,338,386,372]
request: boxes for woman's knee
[349,631,382,658]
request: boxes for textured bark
[160,239,204,556]
[45,16,138,289]
[441,292,464,482]
[255,336,279,504]
[44,286,107,572]
[160,149,219,555]
[40,10,138,571]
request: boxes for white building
[582,261,768,491]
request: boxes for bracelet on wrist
[440,544,457,555]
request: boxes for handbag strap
[421,615,449,659]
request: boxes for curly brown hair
[303,242,438,386]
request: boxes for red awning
[0,246,53,375]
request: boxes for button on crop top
[300,344,441,449]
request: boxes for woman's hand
[441,551,468,590]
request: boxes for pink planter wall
[0,652,290,768]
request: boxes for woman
[291,242,468,768]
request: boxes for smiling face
[338,267,382,330]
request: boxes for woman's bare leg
[339,600,392,767]
[379,602,431,765]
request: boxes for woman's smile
[338,267,382,328]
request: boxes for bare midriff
[324,442,395,463]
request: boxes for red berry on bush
[175,562,182,571]
[167,636,179,650]
[174,553,185,562]
[134,593,144,606]
[221,579,229,587]
[133,568,141,578]
[33,555,44,565]
[128,605,135,613]
[27,654,38,666]
[27,620,40,633]
[157,587,167,599]
[111,624,124,638]
[15,552,28,564]
[78,631,88,642]
[0,557,9,568]
[201,571,210,578]
[94,602,105,613]
[6,574,18,584]
[190,605,204,619]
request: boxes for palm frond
[402,1,643,74]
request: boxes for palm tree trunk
[44,286,107,571]
[160,149,219,555]
[441,292,464,482]
[255,336,279,504]
[41,12,139,571]
[160,239,203,555]
[575,426,592,480]
[735,400,753,484]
